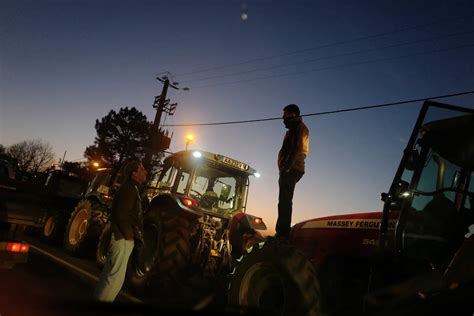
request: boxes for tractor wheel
[96,223,112,269]
[227,239,321,316]
[41,210,67,244]
[127,209,193,291]
[63,200,105,257]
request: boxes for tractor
[63,166,122,256]
[96,150,267,293]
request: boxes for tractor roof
[163,150,258,176]
[422,113,474,170]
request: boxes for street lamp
[185,134,194,151]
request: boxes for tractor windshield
[401,147,474,265]
[86,172,112,195]
[189,163,245,213]
[156,155,249,214]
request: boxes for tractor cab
[151,150,259,218]
[84,167,124,206]
[380,101,474,270]
[123,150,265,289]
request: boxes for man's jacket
[278,116,309,173]
[110,179,142,240]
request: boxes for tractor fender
[228,213,266,259]
[148,193,203,220]
[85,194,108,209]
[232,212,267,231]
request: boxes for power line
[176,13,474,77]
[181,30,474,84]
[189,42,474,89]
[161,90,474,127]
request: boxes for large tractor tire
[63,199,106,257]
[41,210,67,245]
[96,223,112,269]
[227,239,321,316]
[127,208,193,291]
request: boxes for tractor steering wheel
[190,189,202,199]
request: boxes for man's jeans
[94,233,134,302]
[276,169,304,237]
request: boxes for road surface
[0,233,230,316]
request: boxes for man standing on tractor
[94,160,147,302]
[275,104,309,239]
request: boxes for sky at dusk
[1,0,474,235]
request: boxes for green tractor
[63,167,122,257]
[96,150,267,293]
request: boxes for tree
[0,144,5,154]
[84,107,152,169]
[7,139,55,173]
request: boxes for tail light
[253,217,262,225]
[235,213,267,230]
[180,197,199,208]
[6,242,29,253]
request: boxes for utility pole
[143,75,186,172]
[151,77,170,140]
[61,150,67,168]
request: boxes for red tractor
[227,101,474,315]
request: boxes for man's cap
[122,160,141,178]
[283,104,300,116]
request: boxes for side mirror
[381,192,388,202]
[406,148,420,171]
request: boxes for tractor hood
[291,212,393,265]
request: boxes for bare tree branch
[7,139,55,173]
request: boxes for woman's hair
[122,159,141,179]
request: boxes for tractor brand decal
[301,219,396,230]
[362,238,378,246]
[215,154,250,171]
